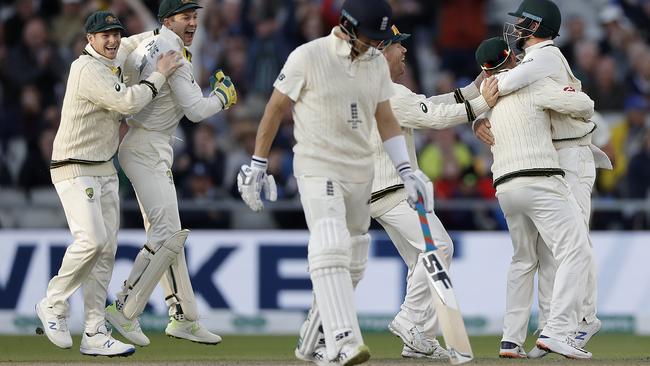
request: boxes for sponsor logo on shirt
[420,102,428,113]
[563,86,576,92]
[277,73,285,81]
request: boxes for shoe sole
[80,348,136,357]
[536,340,590,360]
[343,345,370,366]
[166,334,222,345]
[388,323,431,355]
[35,303,72,349]
[499,352,527,359]
[105,311,150,347]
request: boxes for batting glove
[400,168,434,213]
[209,69,238,109]
[237,156,277,212]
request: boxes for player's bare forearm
[254,89,291,158]
[376,100,402,141]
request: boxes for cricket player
[295,25,499,361]
[104,0,236,346]
[35,11,182,356]
[473,0,611,357]
[476,37,595,359]
[238,1,434,364]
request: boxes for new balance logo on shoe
[103,340,114,348]
[575,331,587,340]
[48,321,57,330]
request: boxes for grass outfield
[0,333,648,365]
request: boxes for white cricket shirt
[370,82,489,208]
[273,27,394,183]
[486,73,594,183]
[50,43,166,183]
[495,40,597,148]
[122,26,224,135]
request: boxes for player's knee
[308,218,351,272]
[350,234,370,286]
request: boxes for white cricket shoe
[165,318,222,344]
[334,343,370,366]
[499,341,527,358]
[527,345,549,358]
[536,335,592,359]
[388,317,434,355]
[35,298,72,349]
[295,345,327,362]
[105,302,150,346]
[401,338,449,359]
[80,324,135,357]
[294,333,326,362]
[573,318,602,348]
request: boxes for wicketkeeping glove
[209,69,238,109]
[237,156,277,212]
[400,168,434,213]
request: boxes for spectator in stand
[51,0,85,53]
[598,95,649,197]
[627,130,650,229]
[436,0,487,79]
[628,130,650,198]
[19,128,56,193]
[560,15,587,67]
[572,40,600,92]
[5,17,66,107]
[587,56,626,111]
[626,45,650,97]
[4,0,37,47]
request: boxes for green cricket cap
[475,37,512,71]
[84,11,124,34]
[158,0,202,21]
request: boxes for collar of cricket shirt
[160,25,192,62]
[83,43,118,69]
[524,39,554,56]
[330,26,365,60]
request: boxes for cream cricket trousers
[373,195,453,339]
[298,175,372,357]
[536,146,597,330]
[497,175,591,344]
[47,174,119,333]
[119,127,197,320]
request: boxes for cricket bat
[415,194,473,365]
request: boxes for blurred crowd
[0,0,649,230]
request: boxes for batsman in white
[295,25,499,362]
[473,0,611,358]
[238,0,433,364]
[475,36,595,360]
[36,11,182,357]
[104,0,237,346]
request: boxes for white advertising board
[0,230,648,334]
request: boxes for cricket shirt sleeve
[533,78,595,120]
[496,50,563,96]
[273,47,306,102]
[168,62,224,122]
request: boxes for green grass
[0,333,648,364]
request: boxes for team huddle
[35,0,608,364]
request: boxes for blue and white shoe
[499,341,527,358]
[80,323,135,357]
[536,334,591,359]
[35,298,72,349]
[573,318,601,348]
